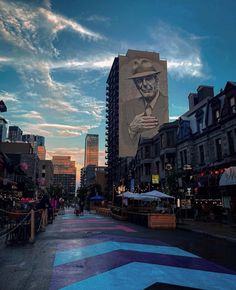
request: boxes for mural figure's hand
[128,112,158,139]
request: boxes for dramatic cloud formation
[0,0,106,135]
[40,8,104,40]
[0,0,104,57]
[149,22,204,78]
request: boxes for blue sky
[0,0,236,177]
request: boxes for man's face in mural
[134,73,159,103]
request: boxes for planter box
[148,214,176,229]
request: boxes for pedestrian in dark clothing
[37,195,53,228]
[79,200,84,215]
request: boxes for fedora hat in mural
[128,58,160,79]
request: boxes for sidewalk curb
[177,225,236,243]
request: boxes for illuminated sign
[152,175,160,184]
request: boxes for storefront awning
[219,167,236,186]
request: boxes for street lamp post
[165,163,173,194]
[112,184,116,206]
[183,164,192,219]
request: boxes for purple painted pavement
[50,249,236,290]
[56,234,169,251]
[50,225,137,233]
[61,219,115,224]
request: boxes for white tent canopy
[141,190,175,199]
[122,190,174,201]
[122,192,159,201]
[122,192,141,199]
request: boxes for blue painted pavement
[54,241,198,267]
[59,262,236,290]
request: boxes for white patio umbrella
[141,190,175,199]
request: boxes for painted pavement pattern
[50,211,236,290]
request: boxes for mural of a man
[121,58,167,155]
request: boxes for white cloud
[168,58,203,78]
[0,56,12,63]
[50,55,114,71]
[169,116,180,121]
[4,57,105,127]
[0,0,104,58]
[12,58,105,122]
[26,92,40,97]
[38,123,96,132]
[58,130,82,137]
[21,111,43,120]
[40,97,79,113]
[149,22,204,78]
[0,90,18,102]
[21,122,98,138]
[0,1,45,54]
[39,8,104,40]
[20,122,51,137]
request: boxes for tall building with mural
[84,134,99,167]
[105,49,169,192]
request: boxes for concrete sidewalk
[177,219,236,242]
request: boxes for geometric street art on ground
[50,212,236,290]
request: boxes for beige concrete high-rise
[84,134,99,167]
[105,49,169,192]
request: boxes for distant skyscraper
[22,134,45,146]
[0,118,7,142]
[8,126,23,142]
[52,156,76,196]
[37,145,46,160]
[84,134,99,167]
[22,134,45,155]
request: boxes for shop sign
[152,175,160,184]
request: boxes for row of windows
[137,131,175,160]
[179,129,236,167]
[194,96,236,134]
